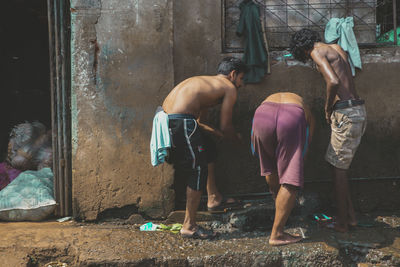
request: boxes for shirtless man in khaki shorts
[161,57,245,239]
[290,29,367,232]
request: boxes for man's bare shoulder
[329,43,342,50]
[329,44,348,61]
[196,75,236,91]
[312,44,343,63]
[175,75,217,90]
[181,75,221,85]
[311,44,328,57]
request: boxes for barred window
[222,0,399,52]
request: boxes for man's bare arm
[197,121,223,138]
[311,49,339,123]
[197,109,223,138]
[219,88,240,142]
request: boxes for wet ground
[1,202,400,267]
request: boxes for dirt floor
[1,203,400,267]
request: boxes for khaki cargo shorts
[325,104,367,169]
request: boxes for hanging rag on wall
[236,0,270,83]
[324,17,362,76]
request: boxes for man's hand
[325,107,332,124]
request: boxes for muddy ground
[1,200,400,267]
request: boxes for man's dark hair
[290,28,322,63]
[217,57,247,75]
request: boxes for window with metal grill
[222,0,399,52]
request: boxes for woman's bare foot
[269,232,303,246]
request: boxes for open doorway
[0,1,51,159]
[0,0,71,217]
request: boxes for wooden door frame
[47,0,72,217]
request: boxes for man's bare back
[263,92,304,106]
[162,65,245,141]
[162,75,237,118]
[310,42,361,123]
[311,43,359,103]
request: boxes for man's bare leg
[207,163,236,209]
[347,190,357,227]
[269,184,302,246]
[181,186,202,235]
[331,167,356,227]
[332,167,351,232]
[265,172,279,200]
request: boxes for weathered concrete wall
[174,0,400,196]
[71,0,174,220]
[70,0,400,220]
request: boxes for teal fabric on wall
[325,17,362,76]
[236,1,269,83]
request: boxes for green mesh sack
[0,168,56,221]
[377,27,400,45]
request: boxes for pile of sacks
[0,122,56,222]
[7,121,52,171]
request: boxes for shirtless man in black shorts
[161,57,246,239]
[290,29,367,232]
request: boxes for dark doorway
[0,1,51,159]
[0,0,72,217]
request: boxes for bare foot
[180,227,195,236]
[207,195,237,210]
[180,226,217,239]
[269,232,303,246]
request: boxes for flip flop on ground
[180,226,218,240]
[207,197,242,212]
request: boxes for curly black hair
[290,28,322,63]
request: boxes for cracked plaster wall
[71,0,174,220]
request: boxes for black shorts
[168,114,217,191]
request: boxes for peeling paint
[135,0,140,25]
[70,4,102,156]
